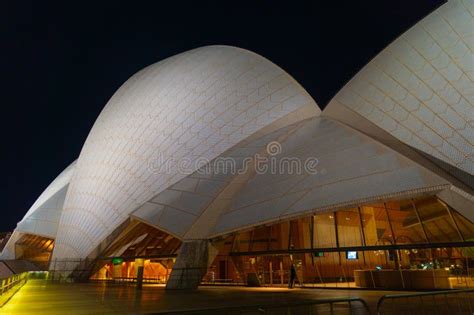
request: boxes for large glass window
[269,221,290,251]
[289,217,312,249]
[234,230,251,252]
[386,199,428,244]
[453,211,474,240]
[360,204,394,246]
[313,212,337,248]
[249,226,271,252]
[336,209,363,247]
[414,197,462,243]
[219,196,474,289]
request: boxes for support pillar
[166,240,217,290]
[135,258,144,290]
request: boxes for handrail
[153,296,370,314]
[0,272,28,307]
[0,272,28,296]
[376,289,474,315]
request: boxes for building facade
[2,0,473,290]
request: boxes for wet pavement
[0,279,471,314]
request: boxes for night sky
[1,1,444,232]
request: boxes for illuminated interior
[15,234,54,270]
[208,196,474,289]
[89,221,180,283]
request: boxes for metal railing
[0,272,28,307]
[154,296,371,315]
[376,289,474,315]
[94,276,165,284]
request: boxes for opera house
[1,0,473,290]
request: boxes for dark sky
[1,1,444,232]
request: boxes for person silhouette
[288,264,296,288]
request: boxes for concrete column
[166,240,217,290]
[135,259,144,290]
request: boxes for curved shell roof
[53,45,320,259]
[22,161,76,221]
[16,161,76,238]
[325,0,474,175]
[0,161,76,259]
[133,116,448,239]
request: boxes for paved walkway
[0,280,469,314]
